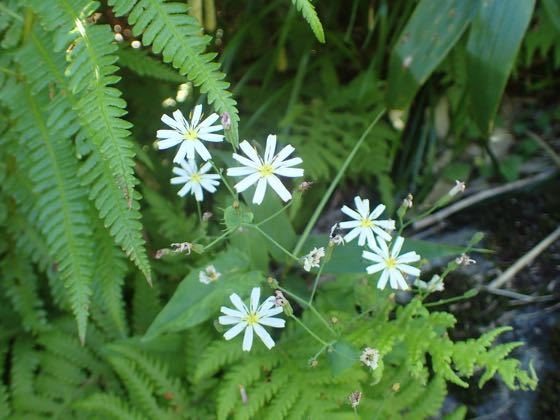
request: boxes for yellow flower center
[190,173,202,183]
[360,218,373,228]
[258,164,274,178]
[184,128,199,141]
[245,312,260,325]
[386,257,397,269]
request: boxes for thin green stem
[0,3,23,21]
[210,160,236,198]
[196,200,202,223]
[0,66,17,76]
[293,109,386,257]
[290,315,329,346]
[250,225,300,262]
[203,228,233,251]
[309,260,326,304]
[256,200,293,226]
[424,289,478,307]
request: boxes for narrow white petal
[362,250,383,263]
[389,270,399,289]
[161,113,185,131]
[193,184,204,201]
[219,316,242,325]
[239,140,262,165]
[257,296,276,314]
[274,157,302,168]
[274,167,304,178]
[354,196,366,215]
[365,229,376,249]
[221,307,244,317]
[370,204,386,220]
[234,172,261,193]
[173,109,189,129]
[377,269,389,289]
[199,123,223,133]
[170,176,188,185]
[250,287,261,313]
[191,104,202,127]
[258,317,285,328]
[173,141,191,163]
[393,270,409,290]
[358,229,367,246]
[398,264,421,277]
[376,220,395,231]
[267,175,292,202]
[157,138,182,150]
[224,322,246,340]
[156,129,183,140]
[361,198,370,216]
[253,324,275,349]
[259,305,283,317]
[229,293,248,314]
[373,226,392,242]
[176,183,192,197]
[231,153,260,169]
[376,236,390,259]
[199,132,224,142]
[198,112,220,129]
[339,220,361,229]
[242,325,254,351]
[264,134,277,163]
[366,262,386,274]
[199,162,212,174]
[253,178,268,205]
[398,252,421,264]
[193,140,212,161]
[341,205,362,220]
[343,227,361,243]
[391,236,405,258]
[273,144,295,164]
[200,181,218,193]
[227,166,256,177]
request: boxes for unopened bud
[202,211,213,221]
[448,180,466,197]
[309,358,318,368]
[267,276,279,289]
[348,391,362,408]
[114,32,124,42]
[274,290,293,316]
[392,383,401,392]
[403,193,413,208]
[131,40,141,49]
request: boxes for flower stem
[203,228,233,251]
[196,200,202,223]
[308,260,326,304]
[256,200,293,227]
[210,160,236,198]
[250,225,300,262]
[292,108,386,257]
[290,315,329,346]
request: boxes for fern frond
[4,81,94,343]
[291,0,325,43]
[26,3,152,282]
[118,47,186,83]
[77,393,148,420]
[109,0,240,146]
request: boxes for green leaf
[223,205,253,231]
[143,249,262,340]
[327,341,359,375]
[543,0,560,33]
[386,0,478,109]
[291,0,325,43]
[466,0,535,134]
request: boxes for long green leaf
[466,0,535,134]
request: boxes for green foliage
[291,0,325,44]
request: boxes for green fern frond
[108,0,240,146]
[291,0,325,43]
[118,47,187,83]
[26,3,152,282]
[77,393,148,420]
[0,0,23,48]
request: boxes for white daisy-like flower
[226,135,304,205]
[340,196,395,246]
[199,265,221,284]
[157,105,224,163]
[362,236,421,290]
[218,287,285,351]
[170,158,220,201]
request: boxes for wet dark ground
[421,178,560,419]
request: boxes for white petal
[198,112,220,129]
[398,264,421,277]
[229,293,248,314]
[373,226,392,242]
[267,175,292,202]
[221,306,244,317]
[274,167,304,178]
[156,129,183,140]
[339,220,361,229]
[239,141,262,165]
[366,262,386,274]
[253,178,268,205]
[377,269,389,289]
[365,229,376,249]
[398,252,421,264]
[242,325,254,351]
[199,162,212,174]
[193,184,204,201]
[177,183,192,197]
[173,109,189,129]
[264,134,277,163]
[258,317,285,328]
[199,132,224,142]
[227,166,256,177]
[370,204,386,220]
[157,138,182,150]
[199,123,223,133]
[170,175,188,184]
[341,205,361,220]
[253,324,275,349]
[234,172,261,193]
[362,250,383,263]
[391,236,405,258]
[273,144,295,163]
[257,296,276,314]
[219,316,242,325]
[250,287,261,313]
[343,227,361,243]
[358,229,367,246]
[223,322,246,340]
[376,236,390,259]
[193,140,212,161]
[376,220,395,231]
[259,305,283,317]
[161,113,185,131]
[200,180,218,193]
[354,196,366,215]
[173,141,191,163]
[191,104,202,127]
[274,157,302,168]
[389,270,399,289]
[393,270,409,290]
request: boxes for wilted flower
[455,253,476,266]
[348,391,362,408]
[302,247,325,272]
[199,265,221,284]
[274,290,288,308]
[330,234,345,246]
[202,211,213,221]
[218,287,285,351]
[448,180,466,197]
[340,196,395,246]
[227,135,304,205]
[360,347,380,370]
[298,181,313,192]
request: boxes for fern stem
[255,201,293,227]
[289,315,329,346]
[292,108,386,257]
[250,225,300,262]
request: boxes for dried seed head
[455,253,476,266]
[298,181,313,192]
[348,391,362,408]
[360,347,380,370]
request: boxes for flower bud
[448,180,466,197]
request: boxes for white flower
[340,196,395,246]
[362,236,421,290]
[227,135,304,205]
[414,274,444,292]
[199,265,221,284]
[170,158,220,201]
[360,347,380,370]
[157,105,224,163]
[301,247,325,272]
[218,287,285,351]
[448,180,466,197]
